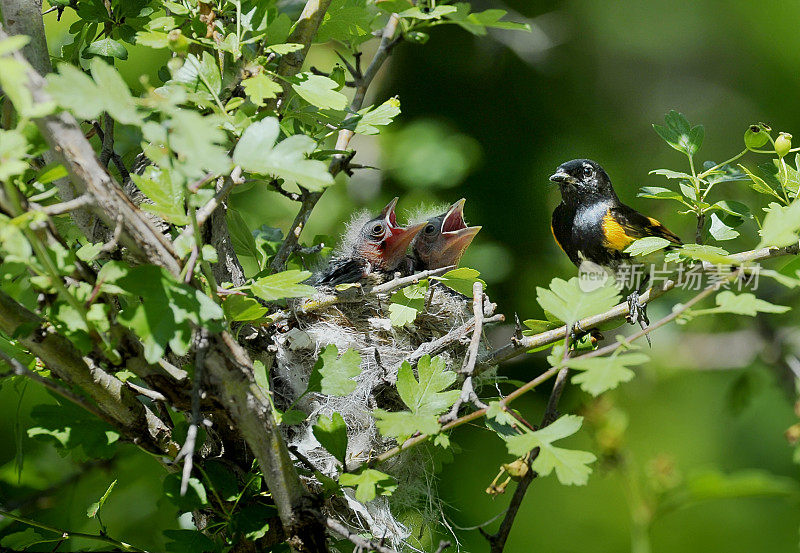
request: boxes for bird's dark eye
[582,165,593,178]
[370,223,384,238]
[424,224,437,235]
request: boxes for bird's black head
[549,159,617,207]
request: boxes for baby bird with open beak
[411,198,481,271]
[316,198,426,285]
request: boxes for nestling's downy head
[412,198,481,270]
[352,197,426,271]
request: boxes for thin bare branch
[325,517,400,553]
[37,194,95,216]
[441,281,488,423]
[176,329,209,496]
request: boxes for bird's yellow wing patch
[647,216,682,244]
[602,211,636,251]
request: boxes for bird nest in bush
[268,276,501,548]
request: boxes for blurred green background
[2,1,800,551]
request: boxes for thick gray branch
[205,333,328,553]
[0,0,51,74]
[0,289,174,455]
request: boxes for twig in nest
[440,281,488,423]
[326,517,401,553]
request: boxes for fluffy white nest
[271,285,495,549]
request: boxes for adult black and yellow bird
[411,198,482,271]
[316,198,426,286]
[549,159,682,329]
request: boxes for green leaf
[388,281,427,326]
[374,355,459,441]
[306,344,362,396]
[653,111,702,156]
[251,270,315,302]
[564,352,649,396]
[242,73,282,106]
[231,504,275,541]
[292,74,348,110]
[46,63,103,120]
[637,186,685,202]
[397,354,459,414]
[693,291,789,317]
[164,473,208,511]
[131,166,188,225]
[28,401,120,460]
[223,294,268,322]
[536,277,620,324]
[164,529,216,553]
[431,267,485,296]
[649,169,694,179]
[233,117,335,191]
[36,163,68,184]
[226,209,261,264]
[313,412,348,464]
[111,265,224,362]
[135,30,171,49]
[85,37,128,60]
[1,529,57,550]
[0,129,31,181]
[280,409,308,425]
[503,415,596,486]
[265,43,304,54]
[316,0,373,44]
[376,0,414,13]
[355,98,401,135]
[0,34,30,56]
[89,58,139,125]
[739,164,779,197]
[399,5,457,19]
[624,236,671,256]
[86,479,117,517]
[758,200,800,248]
[522,319,561,333]
[339,468,397,502]
[709,213,739,241]
[163,110,232,178]
[671,243,731,264]
[445,6,531,35]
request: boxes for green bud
[744,124,769,149]
[167,29,189,54]
[775,132,792,157]
[405,31,429,44]
[329,64,346,91]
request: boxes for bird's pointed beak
[442,198,467,233]
[549,169,575,185]
[384,220,426,264]
[380,197,400,227]
[436,199,481,268]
